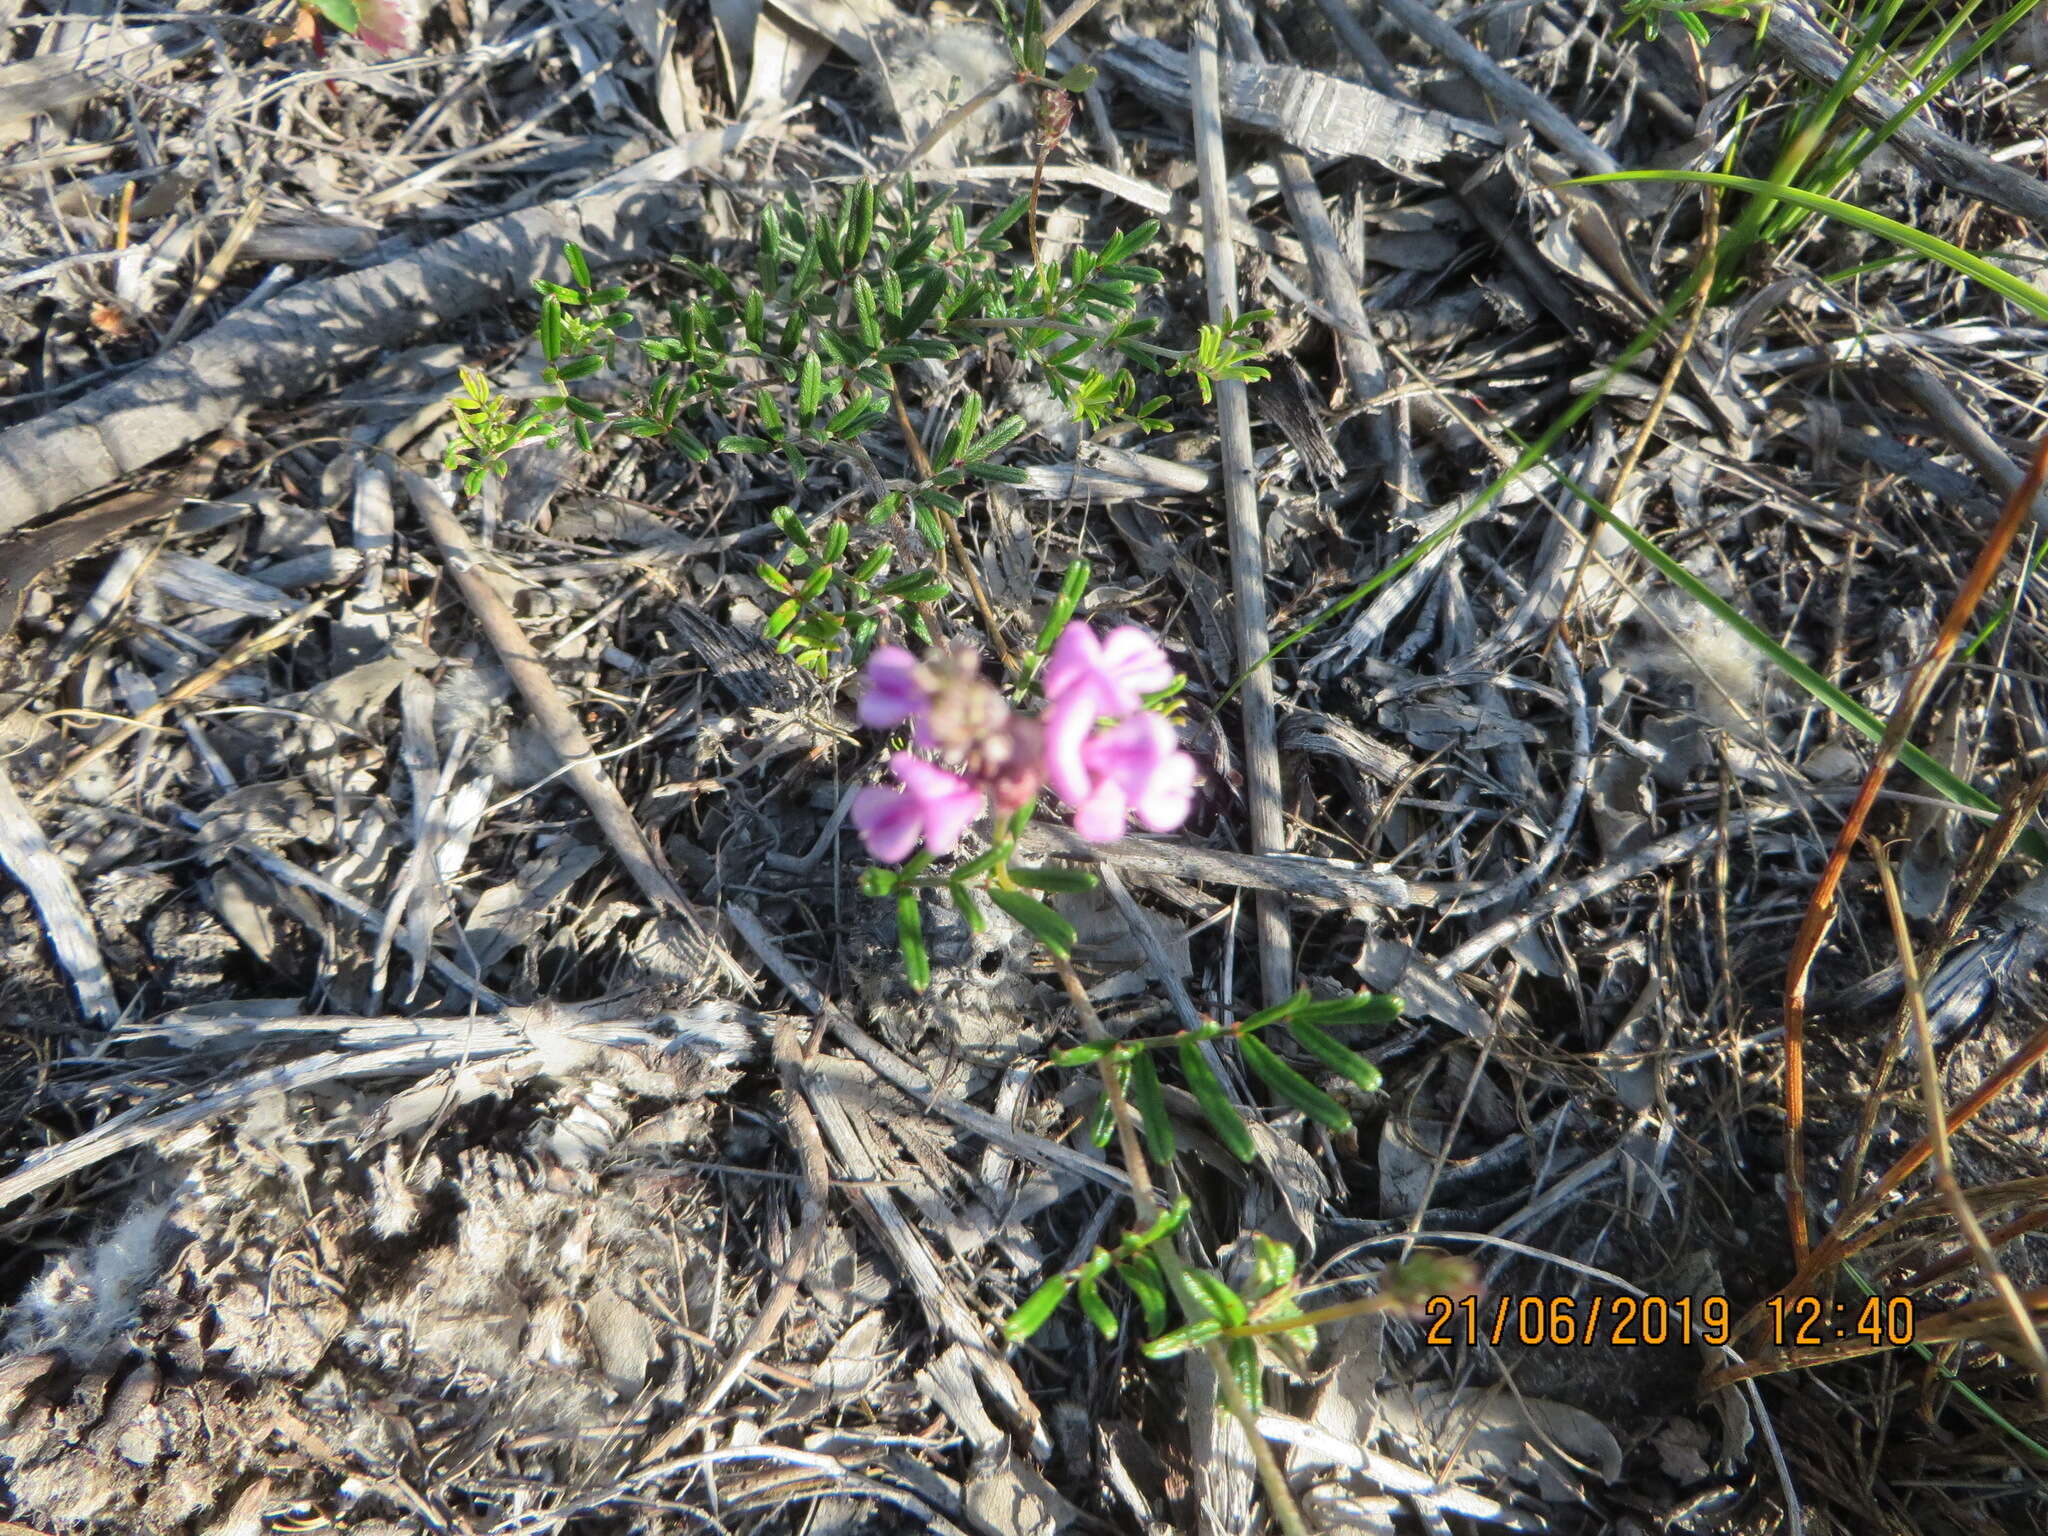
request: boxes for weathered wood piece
[0,137,751,532]
[1101,29,1500,173]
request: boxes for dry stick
[402,472,732,981]
[1049,955,1310,1536]
[1216,0,1411,509]
[1193,4,1291,1010]
[1870,838,2048,1407]
[1778,437,2048,1261]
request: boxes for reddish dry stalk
[1779,436,2048,1261]
[1728,1010,2048,1368]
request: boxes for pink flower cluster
[851,624,1198,864]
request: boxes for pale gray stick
[0,762,117,1024]
[722,900,1131,1193]
[1193,5,1292,1010]
[1366,0,1622,181]
[1018,824,1441,910]
[1895,363,2048,526]
[1446,805,1792,973]
[1218,0,1414,515]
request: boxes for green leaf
[1050,1039,1120,1067]
[1241,1035,1352,1133]
[562,397,607,422]
[311,0,362,31]
[948,878,987,935]
[859,866,897,898]
[1293,992,1405,1027]
[564,242,593,290]
[718,434,773,454]
[843,179,877,269]
[989,888,1076,956]
[1076,1272,1118,1339]
[853,275,882,351]
[539,297,565,361]
[1182,1267,1249,1328]
[1141,1317,1224,1359]
[798,353,823,420]
[1226,1336,1264,1413]
[1128,1050,1175,1165]
[1004,1273,1074,1342]
[1244,988,1312,1032]
[900,273,949,336]
[765,598,802,639]
[1120,1252,1169,1336]
[553,354,606,382]
[1088,1084,1118,1147]
[1007,864,1099,893]
[1179,1039,1255,1162]
[898,893,930,991]
[1056,63,1098,92]
[1285,1016,1384,1096]
[981,193,1032,245]
[772,505,810,549]
[1252,1233,1296,1294]
[961,459,1031,485]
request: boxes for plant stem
[1050,955,1310,1536]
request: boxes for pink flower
[851,752,984,864]
[858,645,926,732]
[354,0,420,55]
[1045,704,1197,841]
[1043,624,1176,715]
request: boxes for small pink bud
[354,0,421,55]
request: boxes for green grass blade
[1530,455,2047,857]
[1571,171,2048,321]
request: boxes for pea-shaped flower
[1045,703,1197,841]
[1042,623,1176,714]
[851,752,984,864]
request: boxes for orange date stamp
[1423,1293,1733,1348]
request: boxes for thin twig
[403,471,735,985]
[1192,2,1290,1009]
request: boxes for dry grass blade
[1871,836,2048,1407]
[1780,436,2048,1260]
